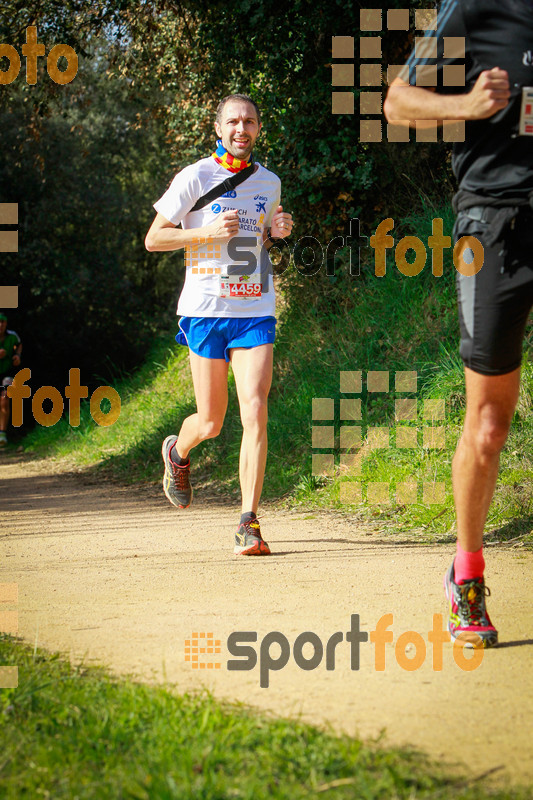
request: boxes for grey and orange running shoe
[444,561,498,648]
[234,518,270,555]
[162,435,193,509]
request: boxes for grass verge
[0,635,530,799]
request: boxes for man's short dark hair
[216,94,262,125]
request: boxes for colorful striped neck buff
[212,140,252,173]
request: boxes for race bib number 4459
[219,276,262,298]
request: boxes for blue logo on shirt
[211,203,222,213]
[222,190,237,198]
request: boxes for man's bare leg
[446,365,521,647]
[175,351,229,458]
[452,366,521,551]
[162,351,229,510]
[230,343,273,514]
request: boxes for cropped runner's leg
[446,209,533,646]
[176,350,229,458]
[0,390,9,433]
[452,366,521,552]
[162,351,229,510]
[230,343,273,514]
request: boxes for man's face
[214,101,261,160]
[0,319,6,336]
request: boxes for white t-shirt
[153,156,281,318]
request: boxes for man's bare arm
[384,68,511,128]
[145,210,240,252]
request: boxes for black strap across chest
[189,160,255,212]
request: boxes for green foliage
[1,0,452,392]
[0,34,179,389]
[23,334,196,481]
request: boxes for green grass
[0,635,530,799]
[285,347,533,548]
[22,336,197,479]
[270,202,533,545]
[19,205,533,543]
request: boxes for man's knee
[240,396,268,430]
[477,419,511,456]
[198,418,224,440]
[465,407,513,456]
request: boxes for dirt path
[1,453,532,787]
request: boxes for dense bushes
[0,0,449,392]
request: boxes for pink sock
[454,542,485,583]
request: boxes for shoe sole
[162,435,192,510]
[234,540,271,556]
[444,570,498,649]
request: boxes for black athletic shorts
[455,207,533,376]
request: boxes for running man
[384,0,533,647]
[0,313,22,446]
[145,94,293,555]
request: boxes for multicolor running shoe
[161,435,193,509]
[444,561,498,648]
[234,518,271,555]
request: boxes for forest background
[1,0,531,537]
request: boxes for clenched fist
[463,67,510,120]
[270,205,294,238]
[205,210,240,242]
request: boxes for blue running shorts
[176,316,277,362]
